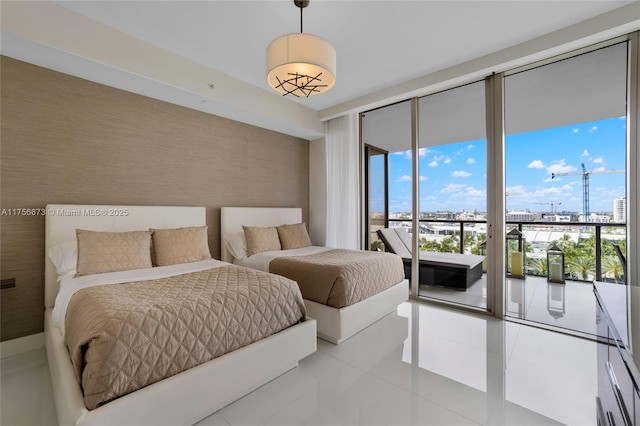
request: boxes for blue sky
[371,116,626,214]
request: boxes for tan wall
[0,56,309,341]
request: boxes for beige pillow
[76,229,153,276]
[242,225,281,257]
[277,223,312,250]
[151,226,211,266]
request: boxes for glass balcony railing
[377,219,627,284]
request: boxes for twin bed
[44,204,407,425]
[220,207,408,344]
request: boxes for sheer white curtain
[325,113,360,249]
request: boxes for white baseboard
[1,333,45,359]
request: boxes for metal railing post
[596,225,602,281]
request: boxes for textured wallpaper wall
[0,56,309,341]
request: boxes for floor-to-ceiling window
[365,145,388,251]
[503,41,628,335]
[360,33,637,332]
[362,100,413,251]
[416,81,488,310]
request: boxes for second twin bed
[220,207,408,344]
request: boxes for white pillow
[48,240,78,280]
[225,231,247,260]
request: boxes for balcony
[372,218,627,336]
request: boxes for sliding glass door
[362,87,489,312]
[360,34,637,327]
[361,100,414,276]
[503,42,629,334]
[416,81,488,310]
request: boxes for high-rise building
[613,196,626,222]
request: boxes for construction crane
[552,163,624,219]
[532,201,562,213]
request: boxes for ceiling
[2,1,639,139]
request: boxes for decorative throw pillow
[151,226,211,266]
[76,229,153,276]
[48,240,78,280]
[224,231,247,260]
[276,223,312,250]
[242,225,281,257]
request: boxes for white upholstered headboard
[44,204,206,309]
[220,207,302,263]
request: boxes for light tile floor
[1,301,597,426]
[421,274,598,336]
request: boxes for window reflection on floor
[419,274,598,335]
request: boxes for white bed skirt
[305,279,409,344]
[45,309,316,425]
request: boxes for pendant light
[266,0,336,97]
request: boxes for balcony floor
[419,274,599,336]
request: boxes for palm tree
[463,232,476,254]
[580,234,597,257]
[551,233,573,251]
[471,234,486,255]
[420,237,440,252]
[568,255,595,281]
[420,237,442,251]
[440,235,459,253]
[529,257,548,277]
[602,256,624,283]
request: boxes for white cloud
[582,149,589,157]
[593,166,606,172]
[444,157,452,164]
[535,186,562,196]
[419,175,427,181]
[428,160,438,167]
[589,126,598,132]
[467,145,474,150]
[543,177,554,183]
[466,158,475,164]
[440,184,465,194]
[506,186,526,197]
[592,156,604,164]
[420,195,438,203]
[466,187,484,197]
[439,184,485,200]
[593,186,621,198]
[572,128,579,134]
[394,149,429,159]
[451,171,471,177]
[527,160,545,169]
[394,175,411,182]
[546,159,576,175]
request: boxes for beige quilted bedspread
[65,265,306,410]
[269,249,405,308]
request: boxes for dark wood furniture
[594,282,639,426]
